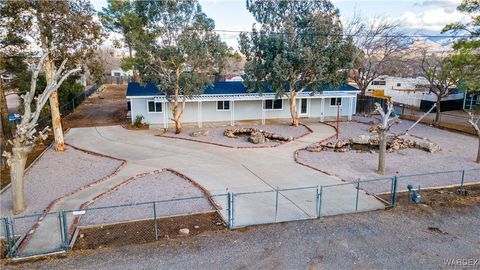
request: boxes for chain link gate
[1,211,70,259]
[2,217,16,258]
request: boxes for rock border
[69,168,221,239]
[158,123,314,149]
[13,143,127,255]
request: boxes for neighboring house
[126,81,359,128]
[367,76,430,107]
[111,69,133,77]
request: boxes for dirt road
[399,108,477,135]
[63,84,128,128]
[5,188,479,269]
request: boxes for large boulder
[415,140,441,153]
[351,135,370,145]
[249,131,266,144]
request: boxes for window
[264,99,283,110]
[300,98,308,114]
[330,98,342,106]
[217,100,230,111]
[114,72,121,77]
[372,80,386,86]
[147,100,162,113]
[396,83,401,87]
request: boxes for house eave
[126,91,359,101]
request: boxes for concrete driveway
[64,123,385,226]
[16,123,385,257]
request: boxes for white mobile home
[126,81,359,128]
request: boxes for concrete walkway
[17,123,385,256]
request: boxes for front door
[299,98,308,116]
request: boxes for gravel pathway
[79,171,214,226]
[0,146,123,235]
[298,117,480,193]
[162,124,310,147]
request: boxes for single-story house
[126,81,359,128]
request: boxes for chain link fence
[1,168,479,259]
[34,84,101,132]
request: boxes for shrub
[133,115,146,128]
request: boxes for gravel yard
[161,124,310,147]
[79,170,214,226]
[298,117,480,192]
[0,146,123,235]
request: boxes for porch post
[308,98,311,118]
[230,100,235,126]
[320,97,325,122]
[198,101,203,128]
[163,102,167,129]
[348,96,353,121]
[261,100,266,125]
[130,98,134,125]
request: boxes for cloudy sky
[91,0,469,49]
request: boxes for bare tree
[346,14,410,95]
[374,101,399,175]
[1,1,103,152]
[2,52,80,214]
[468,112,480,164]
[419,52,459,125]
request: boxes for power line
[211,29,472,39]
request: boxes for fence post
[460,170,465,196]
[390,176,398,207]
[227,192,234,229]
[153,202,158,241]
[61,211,69,249]
[317,186,323,217]
[355,179,360,212]
[3,217,13,257]
[274,187,279,223]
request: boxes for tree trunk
[377,130,387,175]
[10,146,32,214]
[434,98,441,126]
[0,84,12,140]
[128,45,137,83]
[45,59,65,152]
[477,135,480,164]
[172,68,184,134]
[174,119,182,134]
[289,92,299,127]
[0,108,5,170]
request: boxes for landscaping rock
[249,131,266,144]
[351,135,370,145]
[415,140,441,153]
[190,130,209,137]
[335,140,350,148]
[179,228,190,235]
[224,127,292,144]
[368,126,379,133]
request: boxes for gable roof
[126,81,358,97]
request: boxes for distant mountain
[403,29,456,54]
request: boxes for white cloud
[414,0,459,10]
[398,7,468,32]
